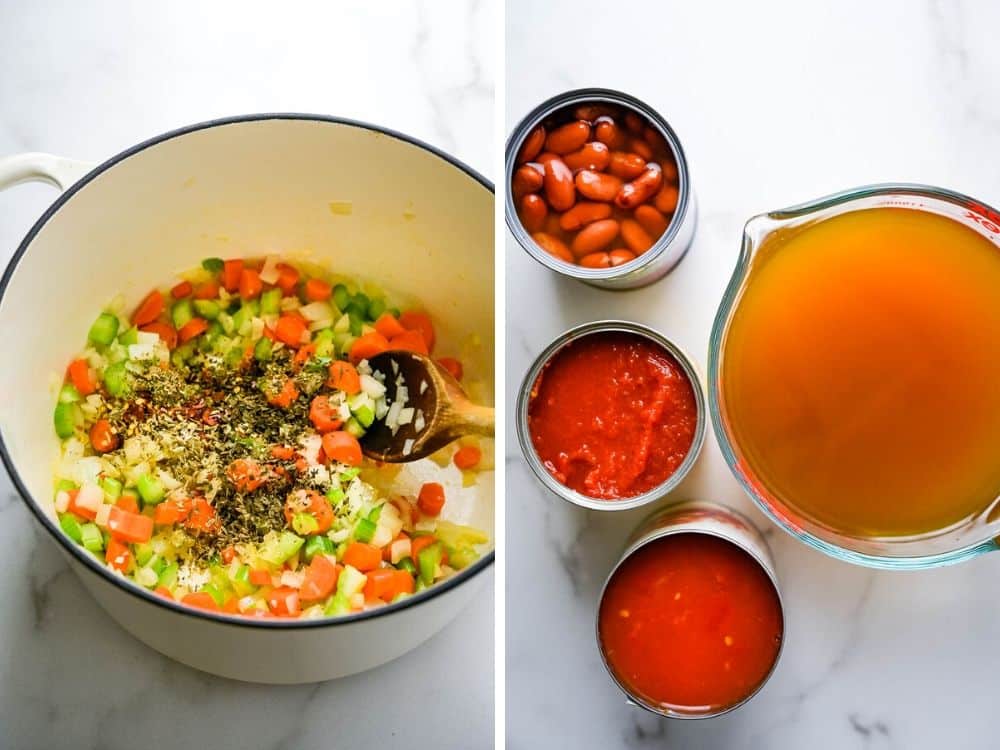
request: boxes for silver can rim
[505,87,692,283]
[515,320,707,511]
[595,500,786,720]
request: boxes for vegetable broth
[722,208,1000,537]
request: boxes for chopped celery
[171,299,194,329]
[134,542,155,567]
[218,311,235,335]
[259,531,304,565]
[136,474,165,505]
[339,468,361,483]
[324,591,351,616]
[201,583,226,607]
[171,342,195,369]
[396,557,417,575]
[351,293,371,315]
[100,477,123,500]
[149,556,168,576]
[224,344,245,367]
[326,487,345,505]
[367,505,382,522]
[354,517,376,543]
[303,535,335,561]
[193,299,220,320]
[344,417,366,438]
[231,565,254,596]
[118,326,139,346]
[232,303,254,332]
[58,384,81,403]
[254,336,273,362]
[202,257,224,273]
[337,565,366,596]
[388,307,401,318]
[313,329,335,357]
[59,513,83,543]
[260,287,282,315]
[433,520,490,549]
[390,592,412,604]
[88,312,119,346]
[54,478,77,496]
[103,361,129,397]
[53,402,78,439]
[332,283,350,312]
[417,542,442,586]
[352,403,375,428]
[367,297,386,320]
[80,522,103,553]
[448,546,479,570]
[293,512,319,536]
[348,312,364,337]
[158,563,179,589]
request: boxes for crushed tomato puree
[527,332,697,499]
[598,534,783,712]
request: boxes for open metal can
[596,501,785,719]
[515,320,706,511]
[505,87,697,290]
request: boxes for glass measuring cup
[709,184,1000,569]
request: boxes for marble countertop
[0,2,493,748]
[506,1,1000,748]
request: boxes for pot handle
[0,152,95,192]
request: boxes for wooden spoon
[360,351,494,463]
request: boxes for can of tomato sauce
[506,88,697,290]
[596,501,785,719]
[516,320,706,510]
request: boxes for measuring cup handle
[0,152,94,192]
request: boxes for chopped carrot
[171,280,193,299]
[154,586,173,600]
[322,431,362,467]
[267,586,301,617]
[222,259,243,292]
[299,555,340,601]
[140,321,178,350]
[184,497,220,533]
[454,445,482,470]
[177,317,209,344]
[417,482,446,516]
[193,280,219,300]
[410,535,437,561]
[66,489,96,521]
[67,358,96,396]
[89,420,118,456]
[227,459,268,492]
[374,312,407,339]
[388,329,429,355]
[382,531,410,562]
[249,568,273,586]
[309,492,335,533]
[266,378,299,408]
[105,537,131,572]
[274,315,307,347]
[270,444,296,461]
[222,596,241,614]
[304,278,332,301]
[182,591,219,611]
[327,361,361,394]
[437,357,463,381]
[107,505,154,543]
[239,268,263,300]
[132,289,165,326]
[348,331,390,364]
[399,310,435,352]
[275,263,300,295]
[154,498,190,526]
[115,494,139,514]
[342,542,381,572]
[309,395,343,433]
[364,568,414,601]
[292,342,316,370]
[221,546,236,564]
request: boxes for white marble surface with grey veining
[0,2,494,748]
[506,1,1000,748]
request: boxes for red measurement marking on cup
[965,204,1000,235]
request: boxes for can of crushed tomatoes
[596,501,785,719]
[515,320,706,511]
[505,88,697,290]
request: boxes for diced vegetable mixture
[52,256,488,619]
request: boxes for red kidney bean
[518,126,546,164]
[629,137,653,161]
[633,204,670,237]
[536,152,560,165]
[608,151,646,180]
[575,170,623,202]
[620,219,654,253]
[545,120,591,155]
[643,125,668,153]
[654,184,679,213]
[574,104,616,121]
[559,201,613,231]
[512,165,544,199]
[593,117,626,150]
[624,111,644,134]
[609,248,637,266]
[563,141,610,172]
[520,194,548,233]
[532,232,573,263]
[543,158,576,211]
[660,159,679,183]
[616,164,663,210]
[571,219,620,257]
[579,251,612,268]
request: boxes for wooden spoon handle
[455,403,495,438]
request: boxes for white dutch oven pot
[0,114,494,684]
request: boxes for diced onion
[54,491,70,513]
[281,570,305,589]
[136,331,160,346]
[414,410,425,433]
[402,438,414,456]
[371,522,393,548]
[300,301,333,322]
[259,255,281,284]
[390,537,412,564]
[360,374,386,399]
[76,483,103,514]
[136,567,158,588]
[308,318,333,332]
[350,592,365,609]
[95,502,112,528]
[397,407,414,426]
